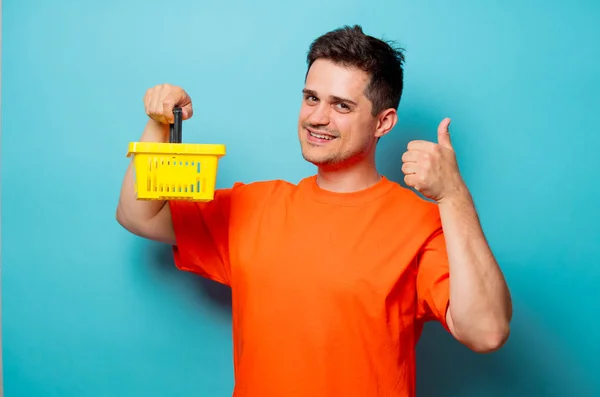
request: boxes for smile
[306,127,337,143]
[310,131,335,140]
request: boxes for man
[117,25,511,397]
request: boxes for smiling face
[298,59,396,170]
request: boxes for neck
[316,158,381,193]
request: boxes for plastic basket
[126,107,226,202]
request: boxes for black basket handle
[169,107,183,143]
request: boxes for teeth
[310,132,334,140]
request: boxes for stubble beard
[299,121,346,167]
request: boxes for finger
[177,89,193,120]
[160,85,179,123]
[401,150,420,163]
[164,88,191,122]
[437,117,452,149]
[404,174,420,190]
[179,93,193,120]
[150,88,163,120]
[162,96,177,124]
[182,103,193,120]
[407,140,436,152]
[401,162,419,175]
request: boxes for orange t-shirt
[169,175,450,397]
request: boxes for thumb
[437,117,452,149]
[182,104,194,120]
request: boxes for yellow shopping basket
[127,107,226,202]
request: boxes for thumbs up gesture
[402,118,466,203]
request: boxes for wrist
[140,119,170,143]
[437,180,472,208]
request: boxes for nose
[308,103,330,126]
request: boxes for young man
[117,25,511,397]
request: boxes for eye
[335,102,351,112]
[304,95,318,104]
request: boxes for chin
[300,150,323,165]
[299,137,347,167]
[301,148,327,166]
[301,149,341,168]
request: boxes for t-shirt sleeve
[416,219,451,332]
[168,187,235,286]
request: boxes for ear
[374,108,398,138]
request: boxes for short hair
[306,25,405,116]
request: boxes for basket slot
[164,184,180,193]
[154,159,158,191]
[147,158,152,191]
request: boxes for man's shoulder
[383,177,435,204]
[232,178,298,190]
[222,177,302,200]
[381,178,441,223]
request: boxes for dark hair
[306,25,405,116]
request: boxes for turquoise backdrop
[2,0,599,396]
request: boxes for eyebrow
[302,89,358,107]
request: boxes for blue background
[2,0,599,396]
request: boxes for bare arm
[116,119,175,244]
[440,186,512,353]
[116,84,194,245]
[403,117,511,353]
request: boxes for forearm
[439,184,512,352]
[116,119,170,232]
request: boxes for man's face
[297,59,381,169]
